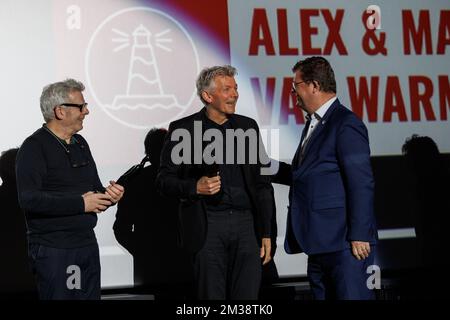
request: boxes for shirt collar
[314,96,337,119]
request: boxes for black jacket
[156,108,274,253]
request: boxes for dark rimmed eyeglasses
[291,81,305,92]
[59,102,88,112]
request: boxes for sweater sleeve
[16,137,85,216]
[78,135,105,193]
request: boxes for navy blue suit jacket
[284,99,377,255]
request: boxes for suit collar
[300,98,341,146]
[316,97,340,123]
[314,96,337,119]
[293,98,341,172]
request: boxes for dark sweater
[16,126,104,248]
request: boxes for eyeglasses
[291,81,305,92]
[60,102,88,112]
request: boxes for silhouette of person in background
[113,128,193,299]
[402,134,450,298]
[0,148,37,297]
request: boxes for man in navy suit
[283,57,377,299]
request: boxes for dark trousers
[307,247,376,300]
[193,209,261,300]
[28,243,101,300]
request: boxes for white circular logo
[85,7,200,129]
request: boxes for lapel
[187,107,209,167]
[194,107,206,119]
[296,99,341,175]
[291,118,310,169]
[195,106,207,146]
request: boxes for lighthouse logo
[85,7,200,129]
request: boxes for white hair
[196,65,237,105]
[40,78,85,122]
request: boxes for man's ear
[312,80,321,93]
[53,106,64,120]
[201,91,212,104]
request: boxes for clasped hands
[196,174,221,195]
[82,180,125,213]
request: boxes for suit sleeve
[270,160,292,186]
[156,122,198,201]
[336,115,375,242]
[254,120,275,238]
[16,137,85,215]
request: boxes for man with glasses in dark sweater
[16,79,124,300]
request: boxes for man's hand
[196,175,221,195]
[82,192,113,213]
[105,180,125,204]
[351,241,371,260]
[260,238,272,265]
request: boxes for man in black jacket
[157,65,274,299]
[16,79,124,299]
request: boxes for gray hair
[196,65,237,105]
[40,78,85,122]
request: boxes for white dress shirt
[302,96,337,147]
